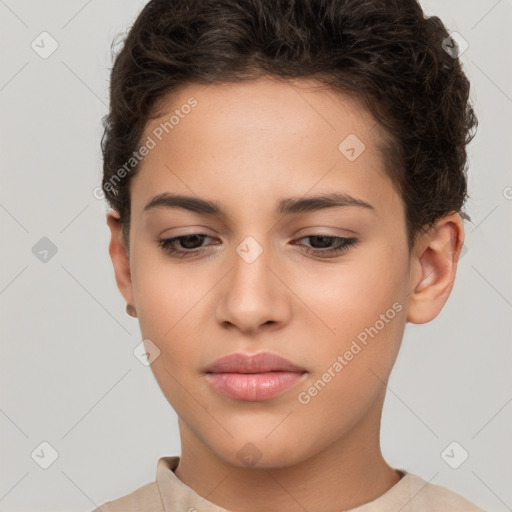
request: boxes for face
[106,77,450,469]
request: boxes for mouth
[204,351,308,402]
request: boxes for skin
[106,76,464,511]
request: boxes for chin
[210,433,315,470]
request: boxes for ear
[106,210,134,307]
[406,212,465,324]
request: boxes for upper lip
[204,352,307,374]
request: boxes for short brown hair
[101,0,477,252]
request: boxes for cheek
[291,248,406,334]
[130,250,204,362]
[131,260,202,413]
[291,245,407,383]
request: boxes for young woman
[94,0,483,510]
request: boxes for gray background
[1,1,511,510]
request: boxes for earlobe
[406,213,465,324]
[106,210,135,307]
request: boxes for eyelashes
[156,233,358,259]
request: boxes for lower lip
[205,371,307,401]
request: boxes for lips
[204,351,306,374]
[204,352,307,402]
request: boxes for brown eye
[157,233,214,257]
[294,235,358,257]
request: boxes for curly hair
[101,0,477,253]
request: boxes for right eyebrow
[144,193,222,215]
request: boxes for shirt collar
[156,456,411,512]
[156,456,229,512]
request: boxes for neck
[174,393,402,512]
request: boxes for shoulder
[89,481,162,512]
[404,473,486,511]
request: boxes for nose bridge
[231,234,275,301]
[216,233,289,331]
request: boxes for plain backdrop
[1,1,511,511]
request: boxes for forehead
[146,76,382,147]
[130,77,400,223]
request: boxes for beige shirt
[91,456,486,512]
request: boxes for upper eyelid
[164,233,351,240]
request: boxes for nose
[215,238,291,334]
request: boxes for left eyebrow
[143,191,376,217]
[277,192,376,215]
